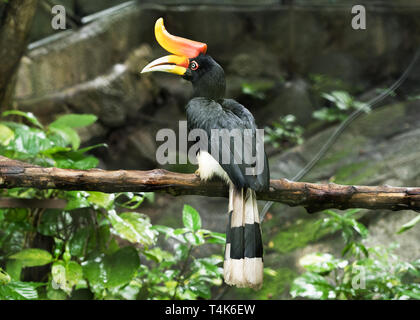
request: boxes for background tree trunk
[0,0,38,110]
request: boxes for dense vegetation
[291,209,420,300]
[1,110,419,300]
[0,112,225,300]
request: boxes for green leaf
[183,205,201,231]
[51,261,66,290]
[151,225,174,239]
[50,114,97,129]
[41,146,72,156]
[64,191,90,211]
[401,288,420,300]
[174,243,190,260]
[106,238,120,255]
[241,80,275,99]
[69,228,90,258]
[0,124,14,145]
[188,281,211,299]
[8,126,53,155]
[0,268,11,284]
[9,249,53,267]
[204,230,226,244]
[81,254,106,292]
[76,143,108,154]
[194,256,223,276]
[5,208,28,222]
[144,247,173,263]
[108,211,157,246]
[322,91,352,111]
[299,253,348,273]
[173,228,188,235]
[6,260,22,281]
[49,126,80,150]
[185,232,205,246]
[352,221,368,238]
[2,110,43,128]
[52,260,83,295]
[73,156,99,170]
[56,155,99,170]
[46,283,67,300]
[104,247,140,288]
[397,215,420,234]
[290,272,336,299]
[82,247,140,290]
[117,194,145,210]
[0,281,40,300]
[88,192,115,209]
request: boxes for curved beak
[141,54,189,75]
[141,17,207,76]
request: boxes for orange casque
[154,18,207,59]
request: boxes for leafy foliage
[397,214,420,234]
[0,111,224,300]
[264,114,304,149]
[137,205,225,300]
[290,210,420,300]
[0,111,103,168]
[313,91,370,122]
[241,80,276,100]
[309,74,349,94]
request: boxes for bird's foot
[194,168,201,178]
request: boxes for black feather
[186,97,269,191]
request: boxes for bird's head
[141,18,226,100]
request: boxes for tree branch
[1,156,420,213]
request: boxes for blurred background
[1,0,420,300]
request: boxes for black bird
[141,18,270,289]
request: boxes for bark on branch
[1,156,420,213]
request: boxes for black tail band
[225,211,263,259]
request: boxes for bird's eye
[190,61,199,71]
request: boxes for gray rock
[264,78,315,126]
[17,3,149,99]
[76,122,107,144]
[18,44,155,128]
[227,47,282,79]
[308,52,364,92]
[124,127,158,169]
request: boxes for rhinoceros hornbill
[141,18,270,289]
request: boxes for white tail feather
[224,183,263,290]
